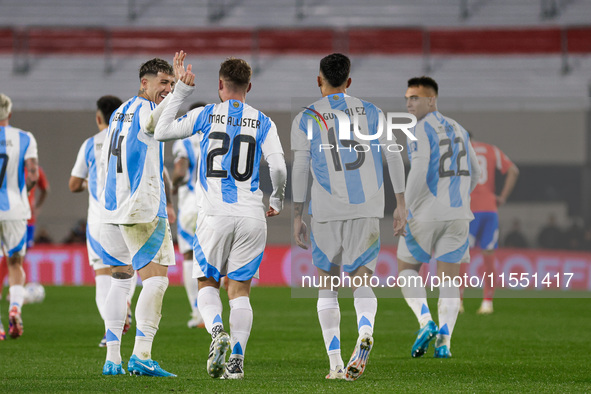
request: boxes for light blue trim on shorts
[437,237,469,264]
[193,231,221,281]
[131,217,167,270]
[403,222,431,263]
[343,238,380,273]
[7,232,26,257]
[228,250,264,281]
[311,231,338,273]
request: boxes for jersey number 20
[207,132,256,181]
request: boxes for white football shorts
[310,217,380,274]
[192,215,266,281]
[0,219,27,257]
[397,218,470,265]
[86,222,109,270]
[100,217,175,271]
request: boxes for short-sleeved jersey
[172,134,201,210]
[179,100,283,221]
[99,97,167,224]
[71,129,107,224]
[406,111,475,222]
[291,93,387,222]
[0,125,38,221]
[27,166,49,225]
[470,141,514,213]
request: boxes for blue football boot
[128,355,176,377]
[411,320,438,358]
[434,345,452,358]
[102,360,126,375]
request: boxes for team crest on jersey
[233,101,240,108]
[332,95,339,100]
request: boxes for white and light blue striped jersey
[99,97,167,224]
[172,134,201,210]
[71,128,107,224]
[405,111,477,222]
[0,125,38,221]
[164,100,283,221]
[291,93,387,222]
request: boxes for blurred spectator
[564,219,584,250]
[537,214,564,249]
[63,219,87,244]
[503,219,528,248]
[34,227,54,244]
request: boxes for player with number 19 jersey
[99,97,167,224]
[291,93,391,222]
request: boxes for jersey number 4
[439,137,470,178]
[207,132,256,181]
[108,130,124,174]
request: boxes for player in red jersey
[467,133,519,314]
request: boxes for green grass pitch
[0,286,590,392]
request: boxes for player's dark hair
[219,58,252,91]
[139,58,174,80]
[189,102,208,110]
[407,76,438,95]
[97,95,123,123]
[319,53,351,88]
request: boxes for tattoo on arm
[294,203,304,217]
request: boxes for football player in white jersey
[291,53,407,380]
[397,76,480,359]
[0,93,39,340]
[70,95,139,347]
[171,101,206,329]
[97,55,187,377]
[155,57,287,380]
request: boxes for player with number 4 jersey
[397,77,480,360]
[155,56,286,380]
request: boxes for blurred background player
[155,56,287,380]
[397,77,480,359]
[0,165,48,299]
[171,101,206,329]
[0,93,39,340]
[69,95,138,347]
[467,132,519,314]
[291,53,407,380]
[98,55,182,377]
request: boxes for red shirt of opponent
[470,141,513,213]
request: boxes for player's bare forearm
[172,159,188,188]
[393,192,407,237]
[497,164,519,206]
[69,176,87,193]
[293,202,308,249]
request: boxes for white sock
[353,286,377,337]
[229,296,252,359]
[183,260,199,317]
[436,279,461,349]
[95,274,111,321]
[197,286,223,336]
[9,285,25,311]
[399,269,432,327]
[127,272,138,306]
[104,277,133,364]
[132,276,168,360]
[317,290,343,370]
